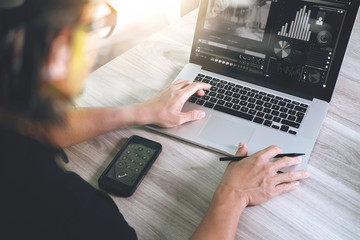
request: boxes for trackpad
[198,116,254,154]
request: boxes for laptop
[148,0,359,171]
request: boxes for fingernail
[198,111,206,118]
[238,142,243,148]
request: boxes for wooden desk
[61,10,360,240]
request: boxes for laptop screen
[190,0,359,101]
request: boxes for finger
[177,83,211,103]
[182,82,211,96]
[172,79,192,89]
[273,156,302,171]
[274,170,310,184]
[178,110,206,124]
[235,142,248,157]
[196,89,206,96]
[173,78,189,85]
[274,181,300,195]
[254,145,283,161]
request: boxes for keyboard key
[249,98,256,103]
[278,101,286,106]
[280,125,289,132]
[241,95,248,101]
[214,105,254,121]
[233,93,240,98]
[264,108,271,113]
[256,100,264,106]
[224,96,232,101]
[279,113,288,119]
[272,125,280,130]
[247,103,255,109]
[264,120,272,127]
[217,94,225,99]
[225,102,233,108]
[264,102,271,108]
[218,100,225,106]
[210,97,217,103]
[249,109,256,115]
[286,103,295,109]
[232,87,240,93]
[233,105,240,110]
[256,112,265,117]
[280,107,288,113]
[296,115,304,124]
[288,110,296,115]
[204,102,214,108]
[300,103,308,108]
[270,99,278,104]
[209,91,217,97]
[196,100,205,106]
[265,114,273,120]
[188,97,197,103]
[240,101,247,106]
[273,117,281,123]
[202,95,210,101]
[289,130,297,135]
[281,119,300,128]
[244,91,252,97]
[275,96,283,100]
[295,106,307,113]
[241,107,249,113]
[225,91,232,96]
[255,106,263,111]
[253,117,264,124]
[288,115,296,121]
[263,97,270,102]
[271,110,280,116]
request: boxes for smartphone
[98,135,162,197]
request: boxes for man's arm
[190,144,310,240]
[46,80,211,147]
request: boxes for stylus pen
[219,153,305,162]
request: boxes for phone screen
[106,143,156,186]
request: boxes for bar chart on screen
[278,5,312,41]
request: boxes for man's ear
[42,27,72,83]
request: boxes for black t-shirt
[0,127,137,240]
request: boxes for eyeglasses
[84,2,117,38]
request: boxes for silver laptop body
[149,0,359,171]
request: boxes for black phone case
[98,135,162,197]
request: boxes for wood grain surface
[59,9,360,240]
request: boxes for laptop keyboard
[188,74,309,135]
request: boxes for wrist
[129,103,153,126]
[214,183,249,209]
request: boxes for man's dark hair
[0,0,88,123]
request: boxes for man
[0,0,309,239]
